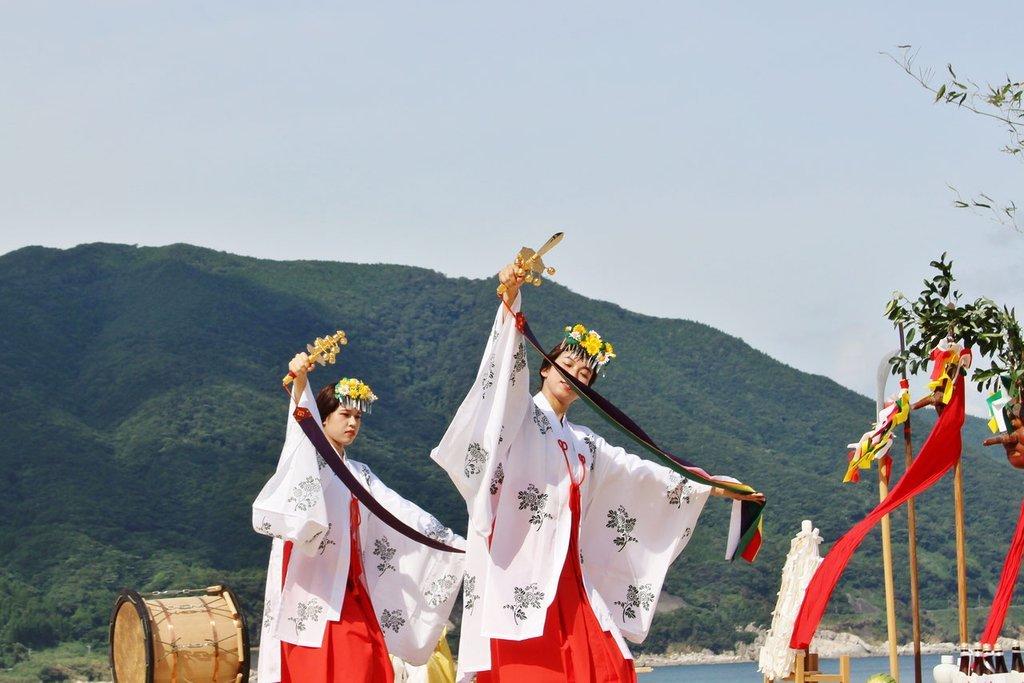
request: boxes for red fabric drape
[790,377,966,649]
[980,499,1024,645]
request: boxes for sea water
[640,654,943,682]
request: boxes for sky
[1,2,1020,416]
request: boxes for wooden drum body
[109,585,250,683]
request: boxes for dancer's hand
[713,487,765,503]
[287,352,314,396]
[498,262,527,307]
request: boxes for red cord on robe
[980,499,1024,645]
[790,376,966,649]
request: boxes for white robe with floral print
[430,295,714,679]
[254,384,466,683]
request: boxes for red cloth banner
[980,499,1024,645]
[790,377,966,649]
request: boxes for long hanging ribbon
[980,498,1024,645]
[286,396,464,554]
[506,305,766,562]
[790,376,965,648]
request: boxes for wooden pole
[902,420,923,683]
[878,468,901,681]
[898,325,923,683]
[875,349,901,681]
[954,458,969,643]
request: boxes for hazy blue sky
[2,2,1020,416]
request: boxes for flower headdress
[560,323,616,372]
[333,377,378,414]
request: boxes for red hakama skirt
[281,496,394,683]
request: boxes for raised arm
[497,261,527,320]
[252,354,329,554]
[429,276,532,534]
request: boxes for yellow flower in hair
[582,334,602,356]
[334,377,377,409]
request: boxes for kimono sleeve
[356,462,467,666]
[579,428,711,643]
[251,383,330,556]
[430,294,531,534]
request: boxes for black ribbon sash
[291,405,464,554]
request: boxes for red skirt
[477,481,636,683]
[281,497,394,683]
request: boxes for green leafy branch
[885,253,1024,399]
[883,46,1021,230]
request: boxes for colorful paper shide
[843,380,910,484]
[987,383,1012,434]
[922,340,971,407]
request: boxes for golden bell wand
[497,232,565,296]
[282,330,348,385]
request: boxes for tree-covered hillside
[0,243,1017,660]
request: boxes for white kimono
[431,295,714,679]
[254,384,466,683]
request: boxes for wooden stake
[903,419,923,683]
[879,468,901,682]
[898,324,923,683]
[954,458,969,643]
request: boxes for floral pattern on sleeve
[287,476,321,512]
[533,406,553,435]
[509,343,527,386]
[606,505,639,552]
[614,583,655,621]
[287,599,324,633]
[464,442,488,478]
[489,462,505,495]
[503,583,544,625]
[380,608,406,633]
[666,474,693,508]
[464,573,480,613]
[373,536,397,576]
[425,574,458,608]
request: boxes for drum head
[221,584,251,683]
[110,590,153,683]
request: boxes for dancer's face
[323,406,362,449]
[540,350,594,407]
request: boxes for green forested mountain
[0,242,1018,659]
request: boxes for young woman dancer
[255,353,465,682]
[432,263,763,682]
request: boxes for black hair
[538,342,599,387]
[315,383,341,423]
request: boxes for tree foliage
[886,253,1024,399]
